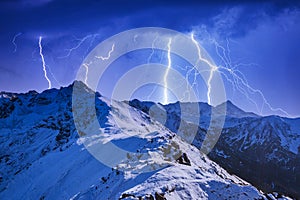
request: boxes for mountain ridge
[129,98,300,199]
[0,82,296,199]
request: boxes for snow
[0,83,294,199]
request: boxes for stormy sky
[0,0,299,117]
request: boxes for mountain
[0,82,294,199]
[130,99,300,199]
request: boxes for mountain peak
[216,100,258,118]
[0,84,296,199]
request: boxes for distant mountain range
[130,99,300,199]
[0,81,297,199]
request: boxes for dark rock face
[206,119,299,199]
[207,117,300,199]
[176,153,191,166]
[155,192,166,200]
[0,94,16,118]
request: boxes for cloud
[0,0,55,10]
[190,5,300,116]
[191,2,300,41]
[0,66,22,78]
[212,7,243,36]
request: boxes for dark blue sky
[0,0,299,117]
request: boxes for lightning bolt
[43,34,99,86]
[163,38,172,105]
[175,64,201,102]
[95,44,115,60]
[79,44,115,86]
[82,62,92,85]
[212,39,290,116]
[147,36,158,63]
[59,34,98,59]
[145,36,198,103]
[191,33,217,105]
[12,32,22,53]
[145,35,161,100]
[190,31,291,117]
[38,36,52,89]
[83,64,89,84]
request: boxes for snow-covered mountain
[0,82,294,199]
[130,99,300,199]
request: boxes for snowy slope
[130,99,300,199]
[0,82,292,200]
